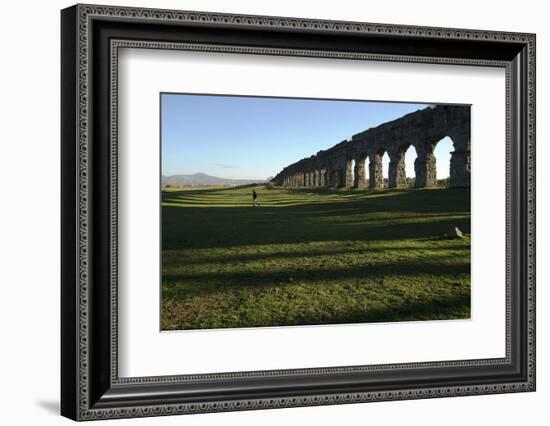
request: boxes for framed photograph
[61,4,536,421]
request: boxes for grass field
[161,185,471,330]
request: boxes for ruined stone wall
[272,105,470,189]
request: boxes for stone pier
[271,105,470,189]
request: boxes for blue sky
[161,94,454,180]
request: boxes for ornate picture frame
[61,4,535,421]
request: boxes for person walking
[252,189,258,207]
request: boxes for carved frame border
[109,40,511,385]
[61,3,536,421]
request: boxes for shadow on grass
[162,291,471,330]
[161,188,471,329]
[166,243,471,266]
[163,256,470,298]
[162,189,471,250]
[163,207,470,250]
[278,292,471,326]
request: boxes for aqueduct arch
[271,105,470,189]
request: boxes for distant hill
[162,173,266,186]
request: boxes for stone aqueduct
[271,105,470,190]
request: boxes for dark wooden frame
[61,3,536,421]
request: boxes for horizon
[162,172,268,178]
[161,171,268,181]
[161,94,456,181]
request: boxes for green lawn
[161,185,471,330]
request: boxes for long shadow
[162,188,470,250]
[165,243,471,266]
[163,187,469,205]
[163,257,470,298]
[162,187,471,329]
[163,206,470,250]
[278,293,471,327]
[163,188,470,211]
[163,292,470,330]
[289,187,397,196]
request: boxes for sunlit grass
[161,185,471,330]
